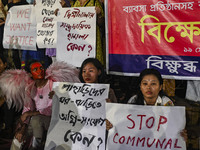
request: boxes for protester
[0,60,80,150]
[79,57,116,147]
[13,60,53,150]
[79,57,117,103]
[127,68,187,141]
[127,68,173,106]
[73,0,105,66]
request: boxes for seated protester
[128,68,173,106]
[79,57,117,103]
[11,60,53,150]
[7,60,80,150]
[127,68,187,141]
[79,57,117,147]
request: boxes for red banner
[106,0,200,79]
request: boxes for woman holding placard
[127,68,173,106]
[79,57,117,103]
[127,68,187,141]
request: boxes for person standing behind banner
[127,68,188,141]
[79,57,117,103]
[127,68,174,106]
[73,0,105,66]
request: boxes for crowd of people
[0,0,194,150]
[0,56,188,150]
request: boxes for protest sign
[105,0,200,80]
[45,82,109,150]
[106,103,186,150]
[56,7,96,67]
[35,0,61,48]
[3,5,37,50]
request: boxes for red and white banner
[105,0,200,80]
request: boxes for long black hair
[134,68,166,105]
[79,58,106,83]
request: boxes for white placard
[35,0,61,48]
[45,82,109,150]
[3,5,37,50]
[106,103,186,150]
[56,7,96,67]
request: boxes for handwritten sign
[56,7,96,67]
[106,103,186,150]
[45,82,109,150]
[3,5,37,50]
[35,0,61,48]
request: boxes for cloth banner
[56,7,96,67]
[105,0,200,80]
[106,103,186,150]
[35,0,61,48]
[3,5,37,50]
[45,82,108,150]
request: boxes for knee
[30,115,42,127]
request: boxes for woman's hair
[79,58,106,83]
[134,68,165,105]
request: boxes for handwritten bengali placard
[106,0,200,79]
[3,5,37,50]
[35,0,61,48]
[106,103,186,150]
[45,82,108,150]
[56,7,96,67]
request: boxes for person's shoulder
[127,95,137,104]
[162,96,174,106]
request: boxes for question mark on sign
[97,137,103,150]
[88,45,92,56]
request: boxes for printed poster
[105,0,200,80]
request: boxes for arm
[20,110,40,122]
[95,0,104,26]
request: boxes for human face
[0,58,6,75]
[30,62,45,80]
[82,63,101,83]
[140,74,162,105]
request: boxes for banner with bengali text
[105,0,200,80]
[56,7,96,67]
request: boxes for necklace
[39,94,43,99]
[38,87,44,99]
